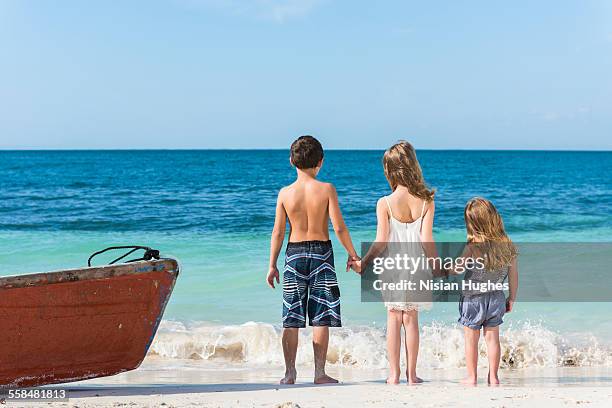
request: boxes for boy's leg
[282,242,310,384]
[386,309,403,384]
[483,326,501,385]
[462,327,480,385]
[313,326,338,384]
[402,310,422,384]
[281,328,299,384]
[307,241,340,384]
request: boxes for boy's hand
[346,255,361,274]
[267,266,280,289]
[345,255,353,272]
[506,298,514,313]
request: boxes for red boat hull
[0,259,178,388]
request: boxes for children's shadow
[66,382,348,398]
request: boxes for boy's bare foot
[406,371,423,384]
[460,377,477,386]
[280,368,297,384]
[314,374,338,384]
[488,372,500,385]
[407,376,423,384]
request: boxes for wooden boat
[0,258,179,388]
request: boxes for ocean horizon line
[1,148,611,153]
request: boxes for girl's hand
[267,266,280,289]
[351,259,362,274]
[506,298,514,313]
[433,264,450,278]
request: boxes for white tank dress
[383,196,433,312]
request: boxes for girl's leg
[483,326,501,385]
[462,327,480,385]
[402,310,422,384]
[386,309,403,384]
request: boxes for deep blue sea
[2,150,611,236]
[1,150,612,368]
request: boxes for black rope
[87,246,160,267]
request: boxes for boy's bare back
[268,135,357,294]
[279,178,333,242]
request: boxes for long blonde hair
[464,197,517,271]
[382,141,435,201]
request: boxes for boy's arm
[506,256,518,312]
[327,185,358,265]
[267,191,287,289]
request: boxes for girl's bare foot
[387,370,400,384]
[488,371,500,385]
[386,376,400,384]
[280,368,297,384]
[460,377,477,386]
[314,374,338,384]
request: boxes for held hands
[266,265,280,289]
[346,255,362,274]
[268,254,360,289]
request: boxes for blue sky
[1,0,611,150]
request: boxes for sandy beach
[32,383,612,408]
[11,359,612,407]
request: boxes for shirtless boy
[267,135,359,385]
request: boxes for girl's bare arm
[447,245,472,275]
[420,200,444,276]
[360,198,390,268]
[507,256,518,311]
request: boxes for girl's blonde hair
[382,141,435,201]
[464,197,517,271]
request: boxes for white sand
[27,382,612,408]
[13,359,612,407]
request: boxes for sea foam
[148,320,612,369]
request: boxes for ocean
[1,150,612,370]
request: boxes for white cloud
[184,0,324,23]
[577,106,591,114]
[532,106,593,122]
[542,112,559,122]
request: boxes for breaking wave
[148,320,612,369]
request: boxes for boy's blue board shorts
[282,240,342,328]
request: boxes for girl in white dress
[353,141,438,384]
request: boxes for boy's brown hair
[290,135,324,169]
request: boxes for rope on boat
[87,246,161,267]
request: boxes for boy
[267,135,359,385]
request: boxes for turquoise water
[1,150,612,367]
